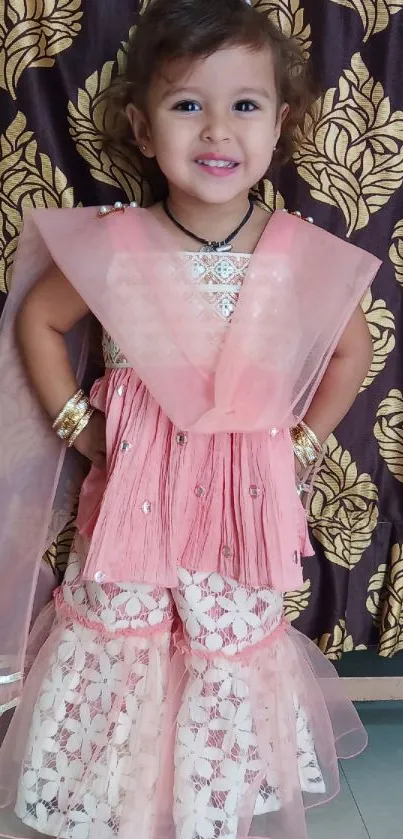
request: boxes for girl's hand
[73,409,106,469]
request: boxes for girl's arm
[16,265,106,467]
[303,304,373,444]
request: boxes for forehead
[151,45,276,100]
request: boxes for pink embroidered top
[76,250,312,590]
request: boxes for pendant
[199,242,232,253]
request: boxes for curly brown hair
[103,0,316,202]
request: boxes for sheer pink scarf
[0,207,381,713]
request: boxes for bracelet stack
[290,420,323,470]
[52,389,94,447]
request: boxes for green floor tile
[342,702,403,839]
[307,770,370,839]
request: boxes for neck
[166,190,252,243]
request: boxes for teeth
[197,159,236,168]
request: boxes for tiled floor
[307,702,403,839]
[0,702,401,839]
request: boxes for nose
[200,108,230,144]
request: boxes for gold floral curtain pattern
[1,0,402,658]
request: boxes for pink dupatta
[0,206,381,713]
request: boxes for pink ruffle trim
[53,587,173,639]
[53,586,287,661]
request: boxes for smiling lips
[195,155,240,176]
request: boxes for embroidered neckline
[102,251,249,369]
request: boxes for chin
[191,185,250,205]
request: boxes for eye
[234,100,259,112]
[172,100,202,113]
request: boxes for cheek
[154,120,189,156]
[152,130,189,180]
[246,129,276,158]
[242,115,277,145]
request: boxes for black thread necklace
[162,198,254,252]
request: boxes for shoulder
[26,202,145,246]
[271,207,339,248]
[272,209,381,273]
[25,202,140,229]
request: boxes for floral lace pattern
[15,551,324,839]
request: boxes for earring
[141,145,147,152]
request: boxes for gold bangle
[67,408,94,448]
[53,390,84,430]
[293,440,315,470]
[291,422,323,469]
[299,420,322,456]
[294,436,316,467]
[56,398,90,441]
[53,392,90,441]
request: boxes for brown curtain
[0,0,402,658]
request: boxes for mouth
[195,159,239,169]
[194,158,240,178]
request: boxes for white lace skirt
[0,540,367,839]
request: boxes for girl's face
[128,45,288,207]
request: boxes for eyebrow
[160,85,272,102]
[233,87,272,99]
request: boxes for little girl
[0,1,381,838]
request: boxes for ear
[126,104,156,158]
[274,102,290,144]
